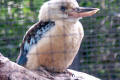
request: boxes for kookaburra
[17,0,99,73]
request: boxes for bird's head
[38,0,99,23]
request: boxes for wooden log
[0,53,100,80]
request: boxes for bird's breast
[26,21,84,72]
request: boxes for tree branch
[0,53,100,80]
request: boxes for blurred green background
[0,0,120,80]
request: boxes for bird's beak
[68,7,100,18]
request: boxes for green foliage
[0,0,47,61]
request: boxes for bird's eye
[60,6,67,11]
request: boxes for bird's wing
[17,21,55,65]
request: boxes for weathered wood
[0,53,100,80]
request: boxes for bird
[17,0,99,75]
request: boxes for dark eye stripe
[60,6,67,11]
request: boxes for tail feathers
[16,51,27,66]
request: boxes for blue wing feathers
[17,21,55,65]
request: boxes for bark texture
[0,53,100,80]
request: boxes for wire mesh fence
[0,0,120,80]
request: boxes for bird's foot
[64,70,75,77]
[39,67,54,80]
